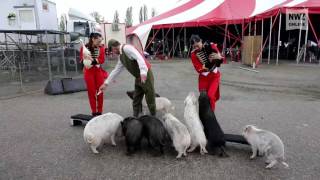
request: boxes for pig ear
[244,126,249,133]
[162,114,167,121]
[246,126,253,133]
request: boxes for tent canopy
[127,0,320,48]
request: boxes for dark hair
[86,32,102,53]
[190,34,202,45]
[108,40,121,52]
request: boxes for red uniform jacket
[80,46,105,67]
[190,46,221,111]
[80,45,108,78]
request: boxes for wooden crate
[242,36,262,66]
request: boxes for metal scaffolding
[0,29,82,95]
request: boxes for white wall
[36,0,58,30]
[0,0,58,30]
[101,23,126,46]
[0,0,33,30]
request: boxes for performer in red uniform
[80,32,108,116]
[190,35,223,111]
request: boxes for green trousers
[132,70,156,117]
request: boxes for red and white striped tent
[127,0,320,57]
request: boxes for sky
[54,0,186,25]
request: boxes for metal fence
[0,31,84,98]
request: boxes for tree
[112,10,120,31]
[151,8,157,17]
[139,7,143,23]
[90,11,104,23]
[143,4,148,21]
[59,14,66,31]
[139,4,149,23]
[125,6,133,27]
[59,14,67,43]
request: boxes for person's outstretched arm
[104,59,124,85]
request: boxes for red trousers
[83,67,108,114]
[198,72,220,111]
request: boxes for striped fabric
[128,0,319,48]
[91,48,100,60]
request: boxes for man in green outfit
[99,39,156,117]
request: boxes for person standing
[190,35,223,111]
[99,39,156,117]
[80,32,108,116]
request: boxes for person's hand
[140,74,147,83]
[202,64,209,71]
[98,84,107,95]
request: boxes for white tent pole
[253,19,257,67]
[261,19,264,62]
[287,31,291,59]
[296,15,303,64]
[276,13,282,65]
[242,19,244,40]
[251,23,255,68]
[268,16,273,64]
[184,27,187,58]
[254,20,257,36]
[184,27,186,45]
[179,34,182,55]
[172,28,175,58]
[162,28,165,55]
[303,11,309,63]
[173,27,183,57]
[153,29,155,55]
[223,23,228,56]
[241,19,244,63]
